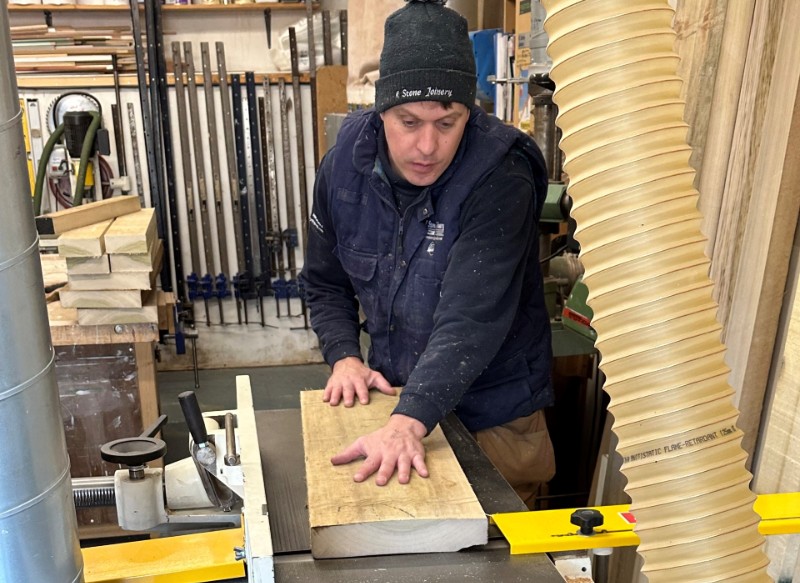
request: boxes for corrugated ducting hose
[541,1,771,580]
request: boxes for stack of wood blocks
[57,208,163,326]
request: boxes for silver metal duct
[0,4,84,582]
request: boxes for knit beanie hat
[375,0,477,113]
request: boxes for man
[299,0,555,507]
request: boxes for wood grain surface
[300,390,487,559]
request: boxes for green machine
[534,83,596,358]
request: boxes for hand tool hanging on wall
[126,102,146,205]
[322,10,333,67]
[111,55,127,182]
[201,42,231,324]
[147,0,184,297]
[246,72,272,328]
[340,10,348,66]
[304,1,320,168]
[129,0,172,292]
[259,79,285,318]
[171,42,202,307]
[263,9,271,50]
[277,77,297,318]
[231,74,256,325]
[183,42,217,326]
[215,43,247,325]
[289,28,311,330]
[288,28,310,249]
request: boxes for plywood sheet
[104,208,156,255]
[300,390,487,559]
[57,219,113,257]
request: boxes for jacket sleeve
[299,150,363,367]
[392,149,547,432]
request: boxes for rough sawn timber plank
[35,196,140,236]
[104,208,156,255]
[300,390,488,559]
[57,219,113,257]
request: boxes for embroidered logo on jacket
[425,221,445,241]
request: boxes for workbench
[48,300,160,538]
[235,409,565,582]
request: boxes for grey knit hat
[375,0,477,113]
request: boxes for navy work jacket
[302,106,553,432]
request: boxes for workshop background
[3,0,800,581]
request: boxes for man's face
[380,101,470,186]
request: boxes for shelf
[8,2,317,12]
[15,70,310,88]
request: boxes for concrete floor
[157,364,331,464]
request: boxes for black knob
[178,391,209,446]
[101,436,166,466]
[571,508,604,536]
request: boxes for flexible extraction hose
[33,121,65,216]
[72,111,102,206]
[541,1,770,581]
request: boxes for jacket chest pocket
[335,246,379,313]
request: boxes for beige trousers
[474,409,556,509]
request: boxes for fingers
[412,453,429,478]
[325,379,369,407]
[370,372,397,396]
[354,455,382,483]
[396,454,412,484]
[330,440,363,466]
[354,382,371,406]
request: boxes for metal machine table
[244,409,563,582]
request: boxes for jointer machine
[81,376,800,583]
[81,376,568,582]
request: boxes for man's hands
[331,414,429,485]
[325,356,396,406]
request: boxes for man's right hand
[325,357,396,407]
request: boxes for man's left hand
[331,414,429,485]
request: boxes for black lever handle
[178,391,209,446]
[141,414,168,439]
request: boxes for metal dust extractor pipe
[0,4,84,582]
[541,1,770,581]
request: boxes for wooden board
[57,219,113,257]
[673,0,728,180]
[40,253,68,289]
[60,286,143,309]
[104,208,156,255]
[157,291,176,334]
[68,270,152,291]
[300,390,487,559]
[109,239,161,273]
[66,255,110,275]
[316,66,347,162]
[77,293,158,326]
[68,243,162,291]
[726,0,800,459]
[35,196,140,236]
[47,301,159,345]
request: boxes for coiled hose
[541,1,770,580]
